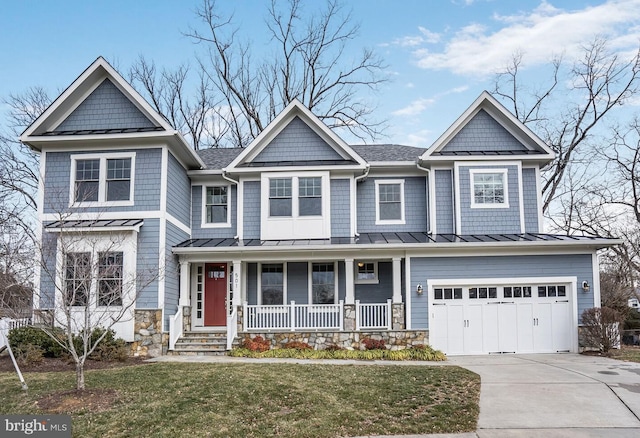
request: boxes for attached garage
[428,277,577,355]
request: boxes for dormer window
[375,180,405,225]
[269,178,292,217]
[203,185,231,227]
[70,152,135,206]
[298,177,322,216]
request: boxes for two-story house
[21,57,618,356]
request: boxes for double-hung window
[203,186,230,226]
[269,178,292,217]
[311,263,336,304]
[375,180,405,224]
[470,169,508,208]
[98,252,123,306]
[71,153,135,206]
[261,263,284,305]
[65,252,91,306]
[298,177,322,216]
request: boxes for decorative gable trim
[420,91,555,163]
[225,99,367,172]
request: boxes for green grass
[0,362,479,437]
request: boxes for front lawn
[0,362,479,437]
[611,345,640,363]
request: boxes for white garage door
[429,282,573,355]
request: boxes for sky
[2,0,640,147]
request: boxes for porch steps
[170,331,239,356]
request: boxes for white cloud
[392,98,436,116]
[388,26,441,48]
[415,0,640,77]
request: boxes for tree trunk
[76,360,85,391]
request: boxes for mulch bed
[36,388,120,414]
[0,352,148,373]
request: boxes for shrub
[241,335,271,352]
[581,307,622,355]
[283,341,312,350]
[8,326,66,358]
[324,344,344,351]
[74,328,128,361]
[361,337,386,350]
[15,343,44,365]
[229,345,447,361]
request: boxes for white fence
[226,306,238,350]
[244,301,344,331]
[168,307,183,351]
[0,317,32,349]
[356,300,392,330]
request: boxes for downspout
[222,169,240,240]
[416,160,432,234]
[353,164,370,237]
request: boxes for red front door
[204,263,227,326]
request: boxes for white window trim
[69,152,136,207]
[354,261,379,284]
[469,168,509,209]
[308,261,339,305]
[257,262,287,306]
[374,179,405,225]
[201,185,232,228]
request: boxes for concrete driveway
[448,353,640,437]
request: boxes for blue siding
[38,231,58,308]
[410,254,594,329]
[331,179,351,237]
[356,177,427,233]
[440,109,528,153]
[43,149,162,214]
[166,153,191,227]
[458,165,521,234]
[243,181,261,239]
[287,262,309,304]
[56,79,156,131]
[435,170,453,233]
[191,185,238,239]
[136,219,160,308]
[252,116,343,164]
[247,263,258,305]
[164,221,189,326]
[355,261,393,303]
[522,168,539,233]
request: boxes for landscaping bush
[14,343,44,365]
[241,335,271,352]
[361,337,386,350]
[73,328,129,361]
[581,307,622,355]
[229,345,447,361]
[8,326,66,358]
[283,341,312,350]
[324,344,344,351]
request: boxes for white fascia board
[225,164,366,174]
[172,238,622,257]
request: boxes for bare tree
[176,0,387,148]
[493,38,640,215]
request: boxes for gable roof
[20,56,204,169]
[420,91,555,163]
[225,99,368,172]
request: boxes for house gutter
[353,164,370,237]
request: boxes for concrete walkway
[148,353,640,437]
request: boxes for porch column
[344,258,355,304]
[232,260,242,307]
[392,257,402,303]
[179,261,191,306]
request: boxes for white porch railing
[356,299,392,330]
[244,301,344,331]
[226,306,238,350]
[168,307,183,351]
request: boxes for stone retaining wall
[240,329,428,350]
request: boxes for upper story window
[470,169,509,208]
[203,185,231,227]
[375,180,405,225]
[70,153,135,207]
[269,178,292,217]
[261,172,330,240]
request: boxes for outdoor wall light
[416,284,423,295]
[582,281,590,292]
